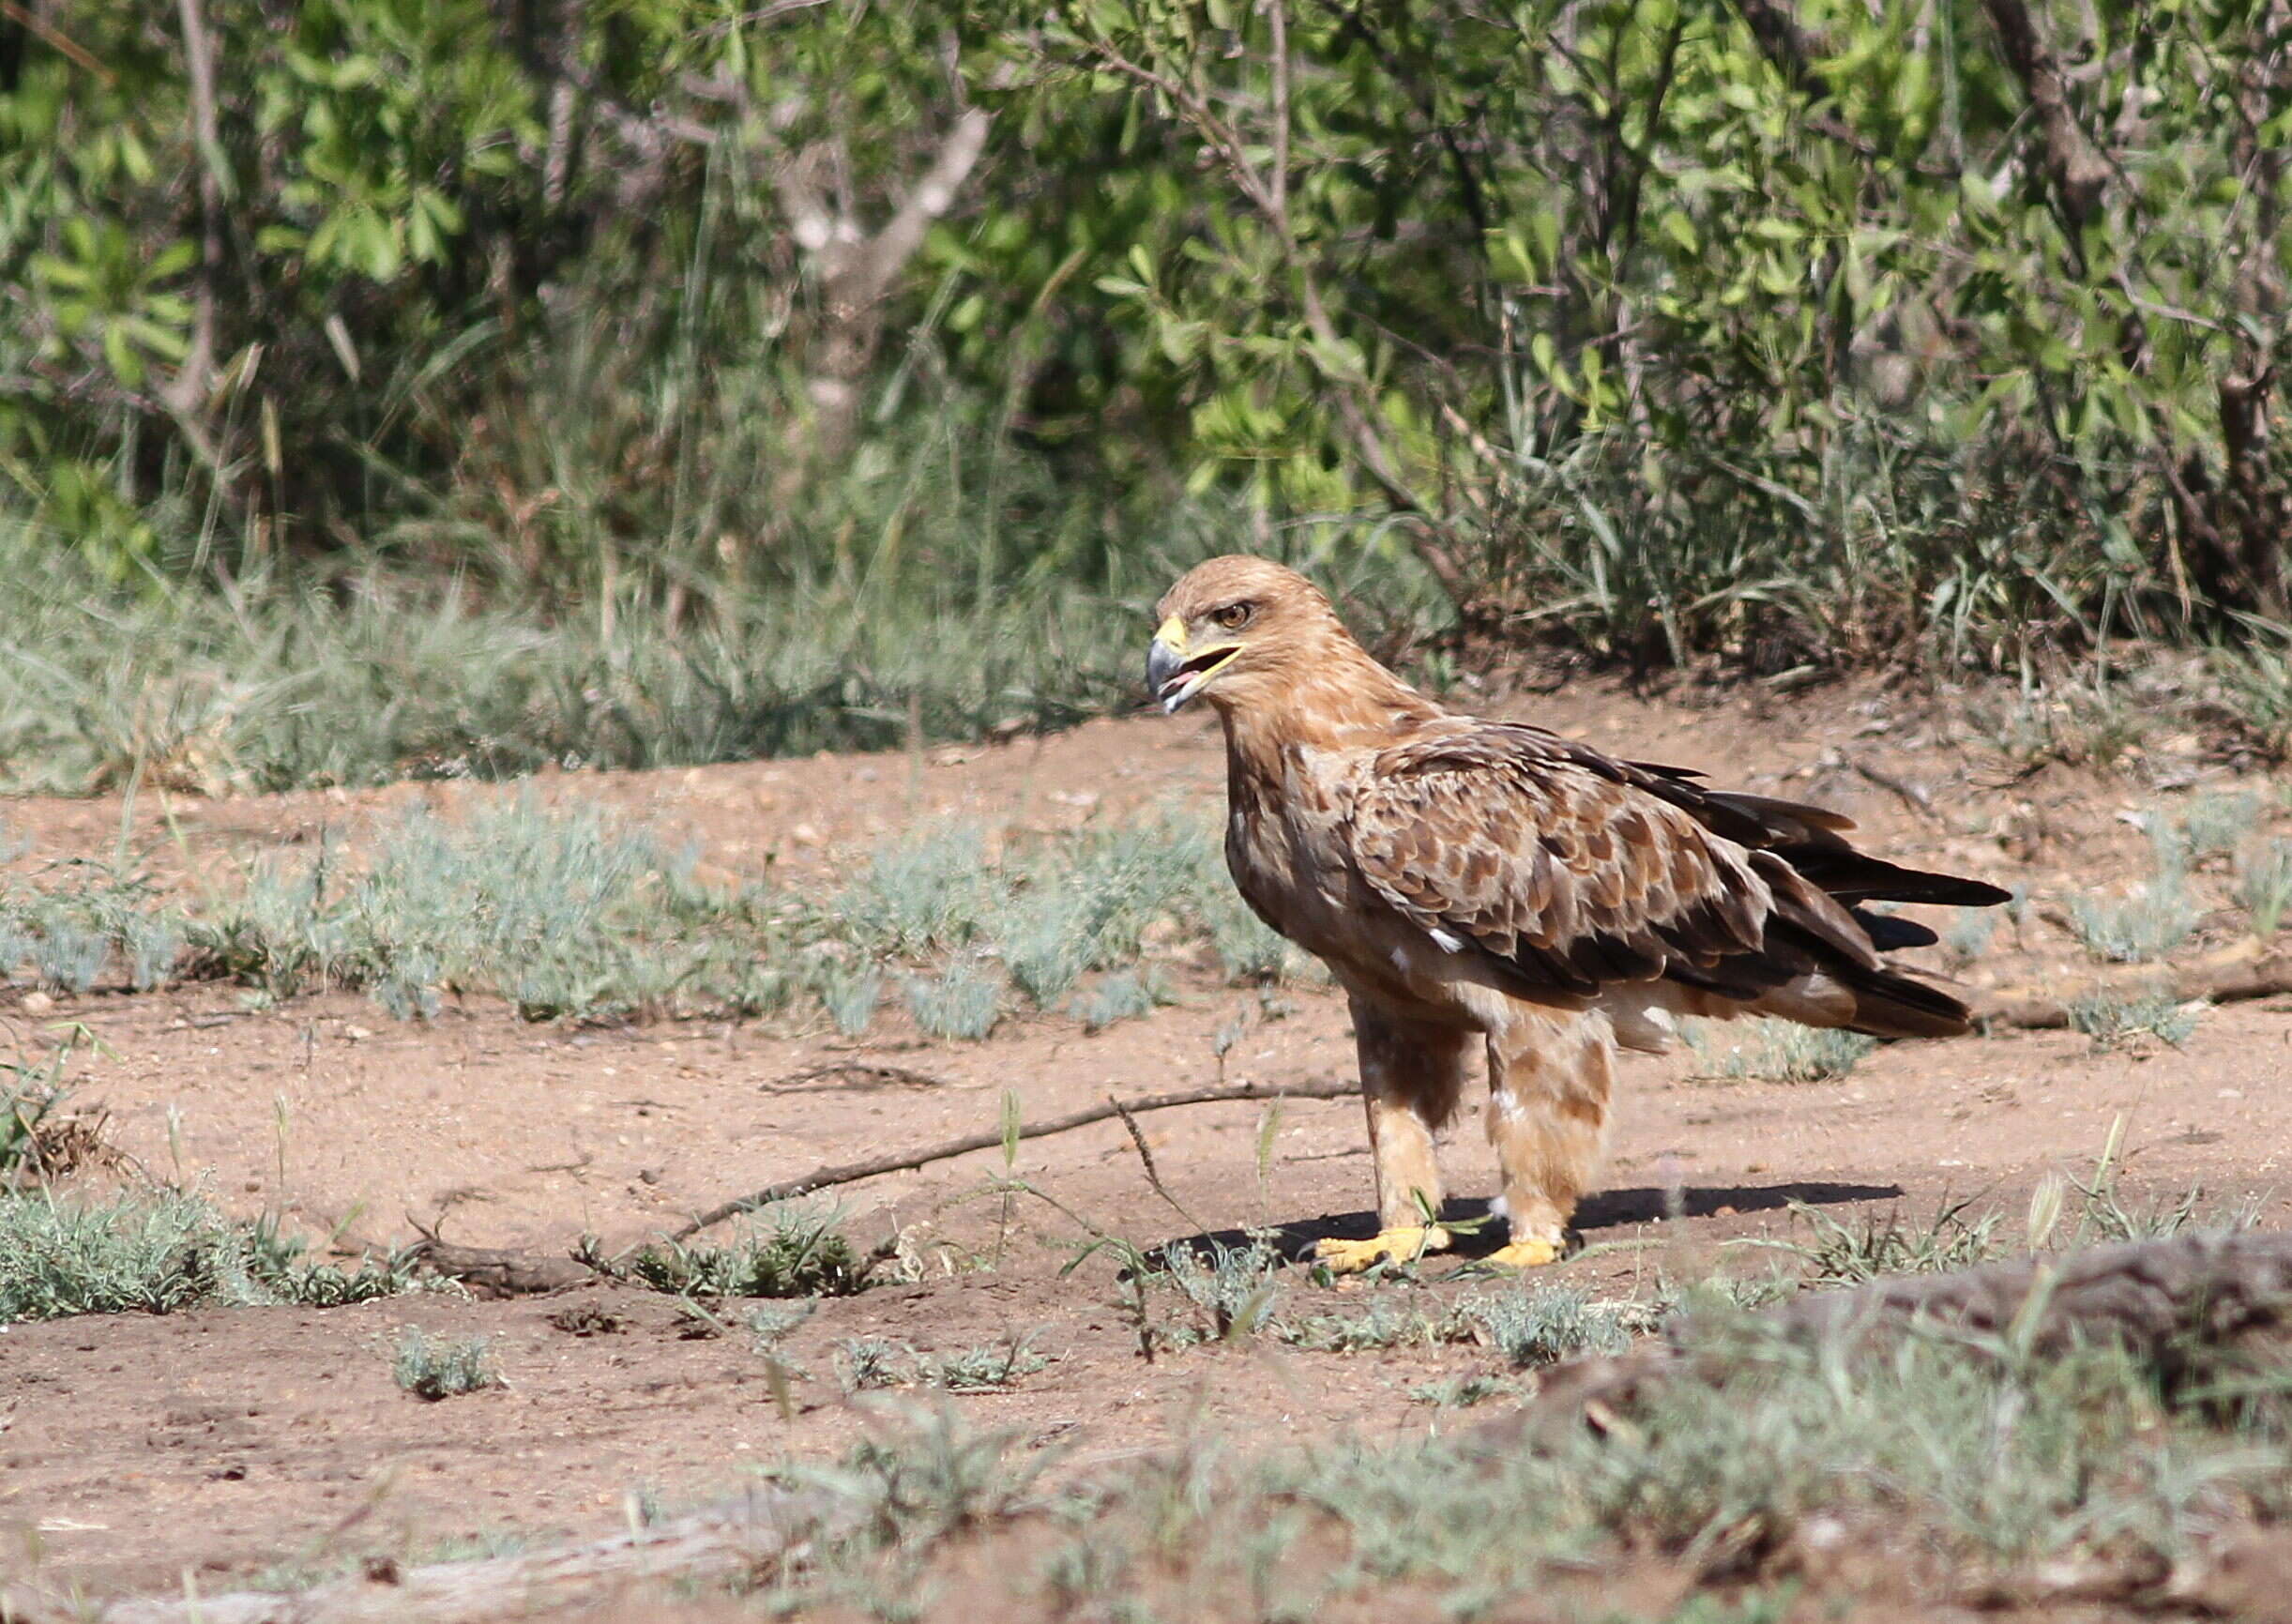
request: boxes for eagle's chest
[1224,749,1374,959]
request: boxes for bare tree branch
[161,0,221,417]
[1979,0,2110,235]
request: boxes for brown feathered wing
[1344,724,2005,1038]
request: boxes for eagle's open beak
[1147,616,1240,714]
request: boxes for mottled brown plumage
[1147,554,2008,1270]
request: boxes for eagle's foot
[1483,1236,1564,1269]
[1313,1225,1450,1273]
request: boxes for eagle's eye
[1211,601,1254,632]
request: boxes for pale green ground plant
[391,1328,503,1400]
[904,959,1003,1041]
[919,1334,1051,1392]
[2066,822,2202,963]
[771,1313,2284,1620]
[2176,792,2262,862]
[190,797,803,1021]
[1682,1018,1875,1084]
[0,850,184,994]
[2232,839,2292,935]
[1941,905,1997,971]
[1070,969,1170,1032]
[835,1336,911,1393]
[2067,990,2204,1050]
[598,1207,872,1298]
[1743,1199,2000,1287]
[0,1189,417,1323]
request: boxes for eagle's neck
[1213,643,1444,791]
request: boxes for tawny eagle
[1147,555,2007,1271]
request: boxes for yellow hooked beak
[1146,616,1240,713]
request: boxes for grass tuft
[1685,1019,1875,1084]
[608,1208,871,1298]
[904,960,1003,1041]
[190,797,803,1021]
[0,1191,417,1323]
[2233,839,2292,936]
[2066,829,2201,963]
[2067,991,2203,1050]
[1159,1237,1285,1343]
[1762,1199,1999,1286]
[1461,1283,1633,1368]
[391,1328,503,1400]
[920,1334,1051,1391]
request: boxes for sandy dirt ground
[1,672,2286,1613]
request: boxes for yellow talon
[1484,1237,1564,1269]
[1313,1226,1451,1273]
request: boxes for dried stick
[673,1075,1354,1239]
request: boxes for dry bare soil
[3,673,2288,1620]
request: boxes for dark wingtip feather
[1852,906,1939,950]
[1840,964,1975,1040]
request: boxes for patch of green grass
[1460,1283,1634,1368]
[1070,969,1168,1032]
[815,961,884,1037]
[189,797,803,1022]
[2233,838,2292,936]
[1158,1237,1286,1343]
[772,1303,2284,1619]
[835,1335,910,1392]
[2066,829,2202,964]
[391,1328,503,1400]
[0,855,184,994]
[2177,792,2262,862]
[904,959,1003,1041]
[1756,1199,2000,1287]
[920,1334,1051,1392]
[1684,1018,1875,1084]
[1941,905,1997,969]
[0,1190,417,1323]
[605,1207,872,1298]
[2067,990,2203,1050]
[0,540,1153,798]
[841,825,995,959]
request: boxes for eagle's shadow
[1155,1180,1905,1268]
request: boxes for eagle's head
[1147,554,1347,714]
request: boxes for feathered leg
[1483,1009,1615,1267]
[1313,998,1471,1274]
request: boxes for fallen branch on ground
[674,1075,1354,1239]
[3,1487,842,1624]
[1971,941,2292,1029]
[400,1076,1354,1292]
[1491,1225,2292,1449]
[403,1228,600,1297]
